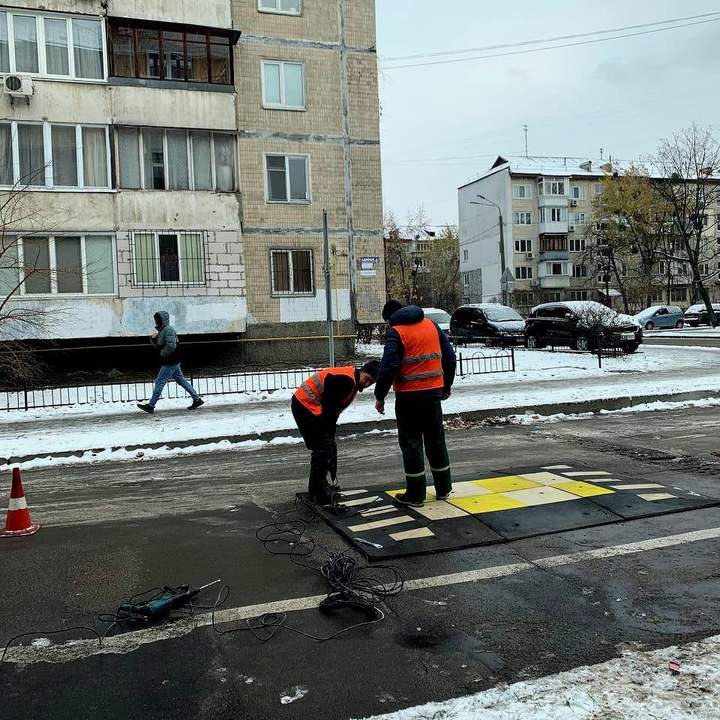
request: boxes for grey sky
[376,0,720,228]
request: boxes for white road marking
[339,489,368,497]
[6,526,720,666]
[673,433,708,440]
[638,492,677,501]
[348,515,415,532]
[610,484,666,490]
[341,496,380,507]
[562,471,611,477]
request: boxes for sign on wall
[359,256,380,277]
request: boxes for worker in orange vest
[292,360,380,505]
[375,300,456,506]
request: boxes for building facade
[458,156,720,314]
[0,0,384,349]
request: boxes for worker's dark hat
[382,299,404,321]
[360,359,380,379]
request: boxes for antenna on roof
[522,124,528,158]
[600,148,604,160]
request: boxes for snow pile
[358,635,720,720]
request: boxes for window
[551,262,563,276]
[262,61,305,109]
[514,238,532,253]
[265,154,309,202]
[571,212,586,225]
[512,184,531,199]
[540,207,567,223]
[512,211,532,225]
[0,121,110,189]
[463,273,470,287]
[671,287,687,302]
[9,234,114,295]
[0,10,105,79]
[598,271,611,283]
[570,237,585,252]
[259,0,302,15]
[539,177,566,196]
[594,183,604,194]
[572,264,587,278]
[540,236,567,252]
[571,186,586,200]
[515,266,532,280]
[701,263,711,276]
[569,291,589,301]
[271,249,314,295]
[462,249,469,262]
[132,231,206,286]
[117,127,236,192]
[109,20,234,85]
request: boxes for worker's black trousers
[395,393,452,501]
[291,397,337,496]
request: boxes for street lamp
[470,194,508,305]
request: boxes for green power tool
[117,579,221,624]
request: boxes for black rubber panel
[587,489,720,520]
[477,499,623,540]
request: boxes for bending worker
[293,360,380,506]
[374,300,456,506]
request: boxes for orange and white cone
[0,467,40,538]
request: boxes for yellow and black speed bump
[302,464,720,560]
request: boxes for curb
[4,388,720,466]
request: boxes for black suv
[684,303,720,327]
[449,304,525,346]
[524,301,643,353]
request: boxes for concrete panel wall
[233,0,339,43]
[108,0,232,28]
[5,191,116,232]
[346,52,380,141]
[0,81,111,124]
[9,1,103,15]
[344,0,376,50]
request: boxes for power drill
[117,580,221,624]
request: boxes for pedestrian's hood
[154,311,170,329]
[389,305,424,327]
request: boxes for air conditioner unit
[2,74,33,102]
[570,199,578,207]
[526,252,534,259]
[530,279,540,287]
[568,225,576,232]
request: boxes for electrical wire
[1,626,101,663]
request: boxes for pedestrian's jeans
[149,363,200,407]
[395,393,451,501]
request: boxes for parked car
[449,304,525,346]
[684,303,720,327]
[422,307,451,334]
[525,301,643,353]
[633,305,684,330]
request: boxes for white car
[422,307,451,333]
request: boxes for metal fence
[1,348,515,412]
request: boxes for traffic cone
[0,467,40,538]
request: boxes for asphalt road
[3,406,720,719]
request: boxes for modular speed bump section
[302,464,720,560]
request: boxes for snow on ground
[644,326,720,338]
[2,345,720,467]
[357,634,720,720]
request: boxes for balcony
[539,275,571,289]
[538,195,569,208]
[539,220,569,235]
[539,250,569,262]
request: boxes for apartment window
[0,10,105,79]
[551,262,563,276]
[539,177,566,196]
[512,184,531,199]
[659,261,666,275]
[512,211,532,225]
[598,271,611,283]
[569,291,589,301]
[515,266,532,280]
[514,238,532,253]
[271,249,314,295]
[10,234,114,295]
[463,273,470,287]
[571,212,586,225]
[132,231,206,286]
[265,154,310,203]
[594,183,604,194]
[0,121,110,189]
[117,127,236,192]
[540,236,567,252]
[671,287,687,302]
[259,0,302,15]
[463,249,469,262]
[540,207,567,223]
[701,263,711,276]
[262,61,305,109]
[572,264,587,278]
[570,186,586,200]
[109,20,234,85]
[569,237,586,252]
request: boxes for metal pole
[323,210,335,367]
[498,209,507,305]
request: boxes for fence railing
[1,348,515,412]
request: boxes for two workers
[293,299,456,506]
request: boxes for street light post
[471,194,508,305]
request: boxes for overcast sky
[376,0,720,228]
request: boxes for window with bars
[131,231,206,287]
[270,249,313,295]
[0,234,115,296]
[116,127,235,192]
[109,19,234,85]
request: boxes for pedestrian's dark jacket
[374,306,456,402]
[152,311,181,366]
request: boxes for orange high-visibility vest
[294,366,358,416]
[393,318,444,393]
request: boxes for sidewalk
[3,344,720,465]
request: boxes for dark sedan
[450,304,526,346]
[684,303,720,327]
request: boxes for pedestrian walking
[137,311,204,414]
[292,360,379,506]
[374,300,456,506]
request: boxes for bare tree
[426,224,460,311]
[652,124,720,325]
[383,210,415,304]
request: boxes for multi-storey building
[458,155,720,314]
[0,0,384,360]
